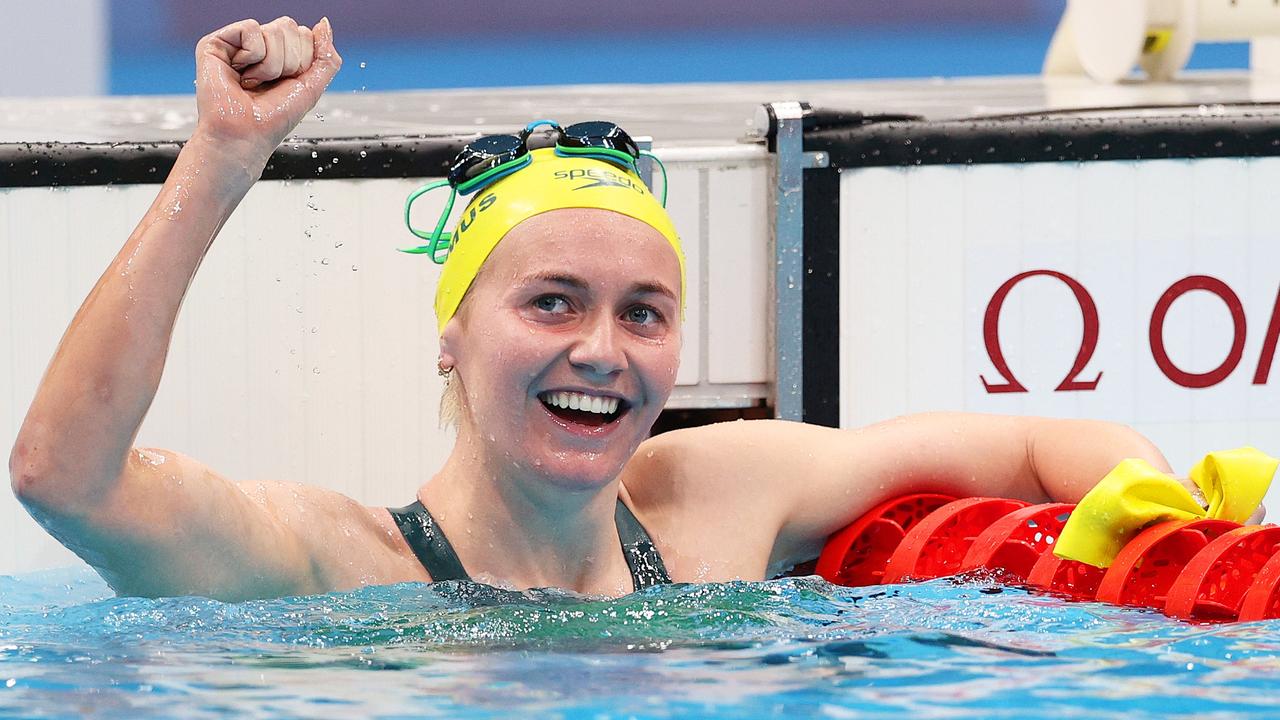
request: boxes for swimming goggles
[402,120,668,263]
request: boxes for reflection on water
[2,567,1279,718]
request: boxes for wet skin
[440,208,683,494]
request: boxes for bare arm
[630,414,1171,573]
[9,18,343,600]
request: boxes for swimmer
[10,17,1180,601]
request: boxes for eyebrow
[630,281,678,302]
[523,272,677,302]
[525,272,589,291]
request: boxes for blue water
[2,567,1278,719]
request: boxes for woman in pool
[10,17,1176,601]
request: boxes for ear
[437,316,462,371]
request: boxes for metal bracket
[759,102,828,422]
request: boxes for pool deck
[2,72,1279,146]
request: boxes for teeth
[541,391,623,415]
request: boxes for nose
[568,312,628,377]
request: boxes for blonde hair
[439,373,464,429]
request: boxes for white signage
[839,157,1280,507]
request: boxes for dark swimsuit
[388,499,673,591]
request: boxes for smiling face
[440,207,683,492]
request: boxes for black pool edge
[804,111,1280,168]
[0,136,466,188]
[8,107,1280,189]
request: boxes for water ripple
[1,567,1278,718]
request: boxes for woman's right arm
[8,18,344,600]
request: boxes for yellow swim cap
[432,148,684,334]
[1054,447,1277,568]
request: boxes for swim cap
[433,148,684,334]
[1054,447,1277,568]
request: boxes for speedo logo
[554,168,644,194]
[456,192,498,236]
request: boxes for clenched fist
[193,17,342,162]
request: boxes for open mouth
[538,390,629,427]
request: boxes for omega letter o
[1148,275,1246,389]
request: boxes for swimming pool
[2,566,1277,718]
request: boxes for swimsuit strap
[387,500,469,582]
[387,498,673,590]
[614,500,673,590]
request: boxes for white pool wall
[840,157,1280,511]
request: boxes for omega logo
[981,270,1280,393]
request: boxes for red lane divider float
[1026,548,1106,602]
[1239,546,1280,621]
[961,502,1075,580]
[816,493,1280,623]
[1167,525,1280,621]
[1094,519,1237,610]
[882,497,1028,583]
[814,493,955,587]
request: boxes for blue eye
[625,306,662,326]
[533,295,570,314]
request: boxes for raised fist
[193,17,342,160]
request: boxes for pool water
[1,567,1278,719]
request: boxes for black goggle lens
[561,121,640,158]
[448,134,528,186]
[446,122,641,190]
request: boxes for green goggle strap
[555,144,637,170]
[401,155,531,264]
[455,153,532,196]
[401,180,456,264]
[641,150,668,207]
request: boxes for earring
[437,358,453,378]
